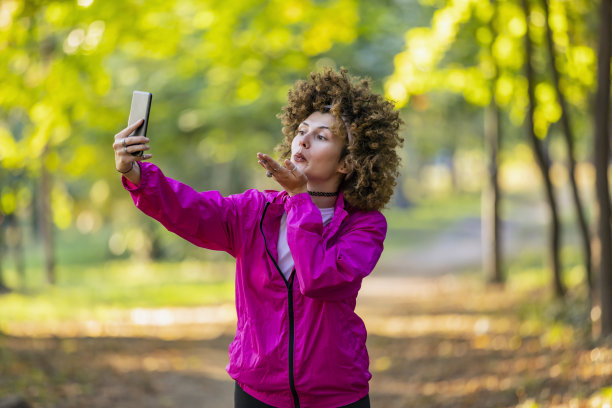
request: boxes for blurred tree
[0,170,27,291]
[386,0,509,283]
[0,213,6,293]
[542,0,592,293]
[593,0,611,337]
[482,0,503,284]
[4,213,26,289]
[385,0,597,295]
[522,0,564,297]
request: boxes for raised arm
[122,163,241,256]
[113,121,242,256]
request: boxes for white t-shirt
[277,207,335,280]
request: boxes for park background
[1,0,612,406]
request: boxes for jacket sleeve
[285,193,387,301]
[122,162,242,257]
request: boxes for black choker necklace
[308,190,339,197]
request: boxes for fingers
[285,159,307,184]
[257,153,307,196]
[284,159,296,170]
[114,119,144,140]
[113,119,149,158]
[114,120,151,174]
[124,135,150,146]
[113,142,150,157]
[257,152,282,173]
[257,153,302,177]
[113,138,150,151]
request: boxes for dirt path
[6,270,608,408]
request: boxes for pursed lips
[293,153,307,162]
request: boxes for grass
[1,219,238,326]
[0,259,235,326]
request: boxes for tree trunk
[542,0,593,291]
[6,214,26,290]
[483,100,503,284]
[39,152,55,285]
[0,214,9,294]
[594,0,612,337]
[522,0,565,298]
[482,0,503,284]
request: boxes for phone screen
[127,91,152,156]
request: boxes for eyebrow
[301,121,330,131]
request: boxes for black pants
[234,383,371,408]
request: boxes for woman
[113,68,403,408]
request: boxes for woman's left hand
[257,152,307,196]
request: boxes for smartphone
[127,91,152,157]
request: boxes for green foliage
[0,0,424,273]
[590,387,612,406]
[386,0,597,161]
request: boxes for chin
[294,162,307,171]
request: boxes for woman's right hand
[113,119,152,183]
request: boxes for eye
[297,129,306,136]
[317,134,327,141]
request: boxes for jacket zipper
[260,203,301,408]
[287,273,300,408]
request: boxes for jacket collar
[262,189,349,239]
[263,189,348,210]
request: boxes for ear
[336,156,352,175]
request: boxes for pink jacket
[123,162,387,408]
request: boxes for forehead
[301,111,336,130]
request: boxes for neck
[306,177,342,208]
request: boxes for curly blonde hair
[276,67,404,211]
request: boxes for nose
[298,132,310,148]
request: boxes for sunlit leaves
[0,0,20,31]
[282,0,305,23]
[548,0,568,48]
[476,27,493,46]
[386,0,482,107]
[385,80,409,108]
[492,34,522,69]
[534,82,561,139]
[473,0,494,23]
[565,45,596,98]
[62,21,105,55]
[89,179,110,208]
[386,0,596,147]
[0,125,23,169]
[590,387,612,407]
[0,187,17,214]
[301,0,358,55]
[59,144,99,180]
[51,184,73,229]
